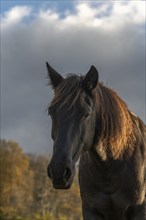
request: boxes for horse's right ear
[46,62,64,89]
[83,65,99,92]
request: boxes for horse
[46,63,146,220]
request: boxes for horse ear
[84,65,99,91]
[46,62,64,89]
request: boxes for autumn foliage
[0,140,82,220]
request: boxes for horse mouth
[53,180,72,189]
[52,175,74,189]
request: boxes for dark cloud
[1,2,145,153]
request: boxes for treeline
[0,140,82,220]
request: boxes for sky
[1,0,146,153]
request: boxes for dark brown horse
[46,63,146,220]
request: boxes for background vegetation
[0,140,82,220]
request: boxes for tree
[0,140,34,219]
[29,154,82,220]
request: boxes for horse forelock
[51,74,84,111]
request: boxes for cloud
[2,6,32,27]
[62,1,145,29]
[1,1,145,153]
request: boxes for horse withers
[46,63,146,220]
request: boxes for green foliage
[0,139,82,220]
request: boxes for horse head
[46,63,99,189]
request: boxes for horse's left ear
[84,65,99,91]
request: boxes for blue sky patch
[1,0,76,15]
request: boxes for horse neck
[93,85,136,160]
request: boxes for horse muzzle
[47,164,74,189]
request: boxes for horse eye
[82,113,90,120]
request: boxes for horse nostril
[63,167,72,181]
[48,167,53,180]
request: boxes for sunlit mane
[96,84,136,159]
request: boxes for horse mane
[96,84,136,159]
[51,74,136,159]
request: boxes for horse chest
[79,153,125,194]
[80,165,123,196]
[79,157,131,219]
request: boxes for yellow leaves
[0,140,34,216]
